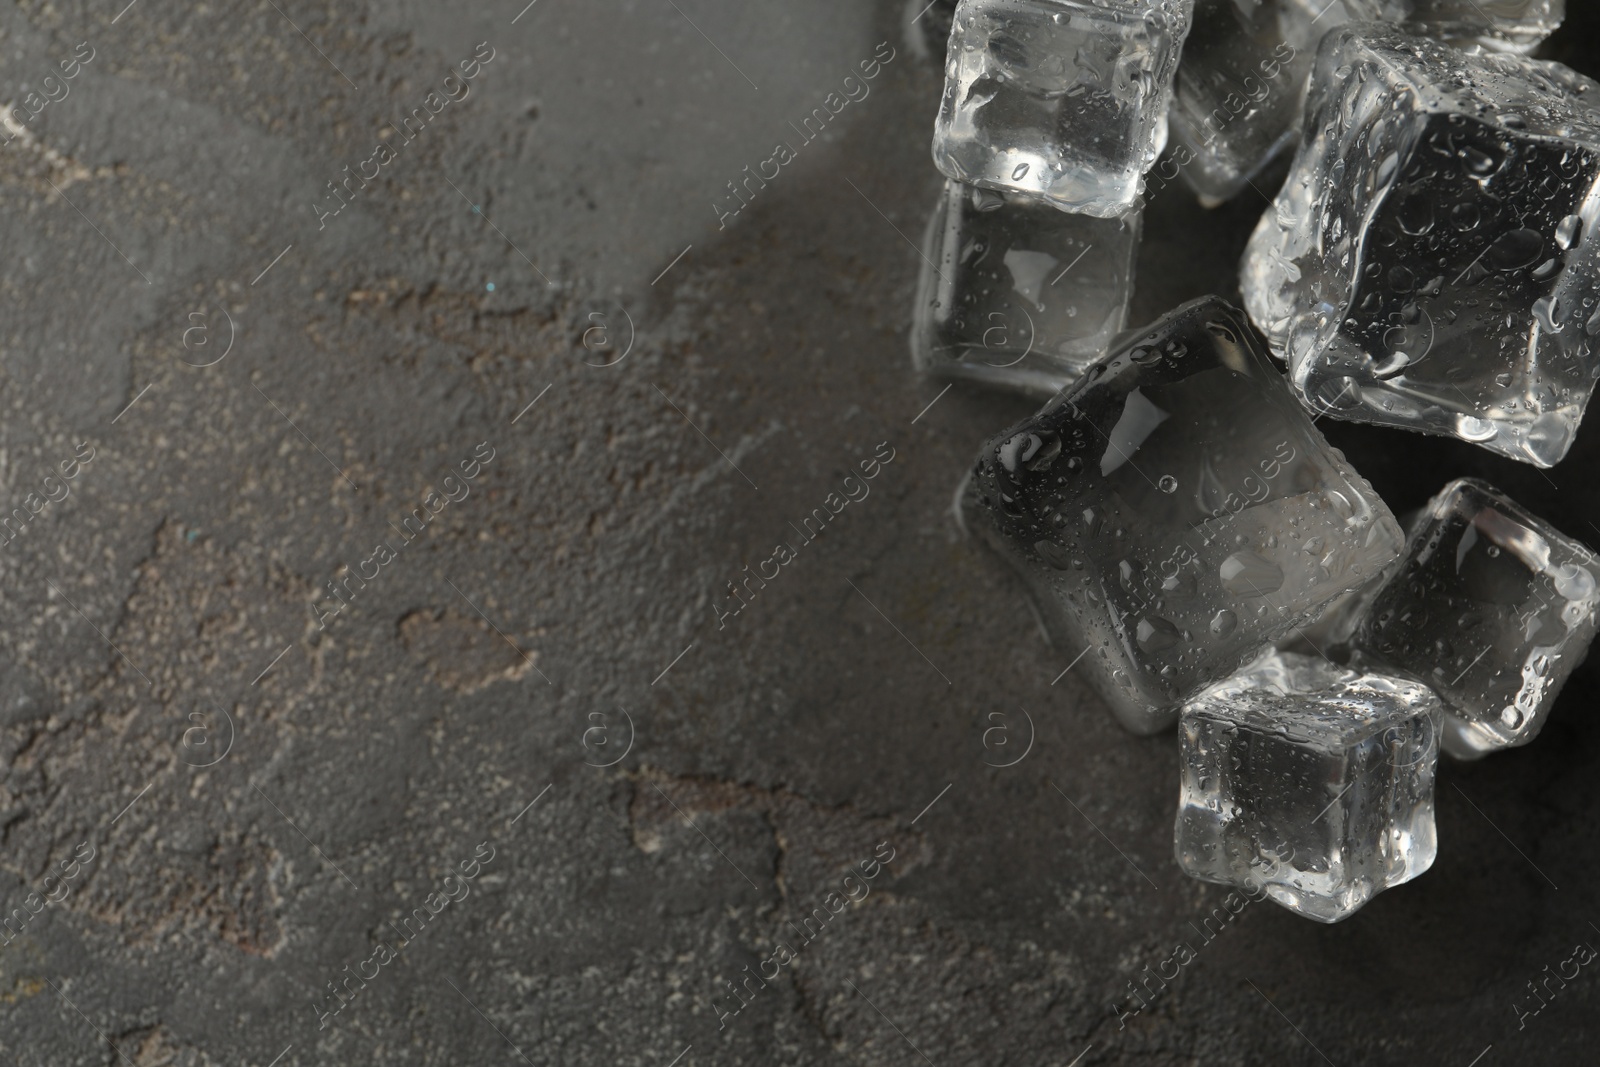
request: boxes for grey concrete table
[0,1,1595,1064]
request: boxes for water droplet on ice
[1456,414,1498,442]
[1556,214,1583,250]
[1163,571,1195,597]
[1371,348,1410,379]
[1012,162,1031,181]
[1209,609,1237,637]
[1376,152,1399,185]
[1461,145,1499,175]
[971,187,1006,212]
[1136,615,1181,652]
[1551,563,1596,601]
[1486,228,1544,271]
[1313,375,1362,411]
[1219,552,1285,597]
[1034,540,1073,570]
[1025,434,1062,472]
[1397,194,1435,235]
[999,432,1042,473]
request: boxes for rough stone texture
[0,1,1596,1064]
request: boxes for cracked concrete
[0,1,1598,1065]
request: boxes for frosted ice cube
[931,0,1195,217]
[912,180,1141,395]
[1176,648,1441,922]
[1241,25,1600,467]
[1347,0,1563,54]
[962,295,1405,734]
[1349,478,1600,759]
[1168,0,1351,206]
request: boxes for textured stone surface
[0,1,1598,1064]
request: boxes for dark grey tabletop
[0,1,1594,1064]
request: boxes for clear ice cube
[962,295,1405,734]
[1176,648,1441,922]
[1241,25,1600,468]
[1168,0,1349,206]
[1346,0,1564,54]
[931,0,1195,217]
[912,180,1141,395]
[1349,478,1600,759]
[1278,505,1424,657]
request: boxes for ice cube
[1168,0,1351,206]
[962,295,1405,734]
[1176,648,1441,922]
[1349,478,1600,759]
[1241,25,1600,468]
[1346,0,1563,54]
[912,180,1141,395]
[931,0,1195,217]
[1277,505,1424,657]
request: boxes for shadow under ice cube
[912,180,1140,395]
[931,0,1194,216]
[1350,478,1600,759]
[963,296,1404,734]
[1176,649,1441,922]
[1241,25,1600,467]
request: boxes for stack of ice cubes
[913,0,1194,393]
[916,0,1596,919]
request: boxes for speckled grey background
[0,1,1596,1064]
